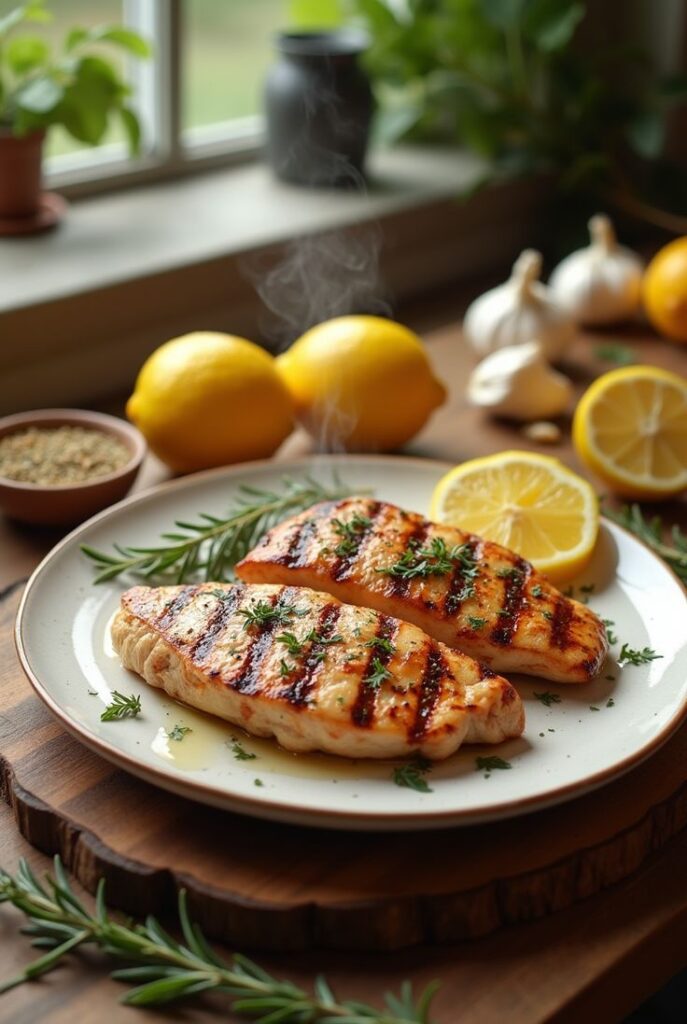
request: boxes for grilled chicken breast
[236,498,608,684]
[112,582,524,760]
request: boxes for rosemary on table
[0,857,438,1022]
[604,503,687,585]
[81,475,358,586]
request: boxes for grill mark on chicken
[278,502,337,568]
[232,587,299,695]
[550,595,574,649]
[490,558,530,646]
[351,615,397,728]
[332,500,382,582]
[444,538,479,616]
[156,586,198,629]
[190,587,243,663]
[283,603,342,708]
[390,522,430,598]
[409,646,446,741]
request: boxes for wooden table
[1,314,687,1023]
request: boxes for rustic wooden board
[3,578,687,953]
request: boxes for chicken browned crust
[236,498,608,684]
[112,582,524,760]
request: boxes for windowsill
[1,146,486,314]
[0,146,548,413]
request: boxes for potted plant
[0,0,150,234]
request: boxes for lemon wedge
[430,451,599,582]
[573,365,687,499]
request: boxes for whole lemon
[643,237,687,342]
[126,332,293,473]
[275,316,446,451]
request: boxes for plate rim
[14,453,687,830]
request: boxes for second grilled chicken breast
[236,498,608,683]
[112,582,524,760]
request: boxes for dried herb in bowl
[0,426,131,486]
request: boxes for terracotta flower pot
[0,128,45,219]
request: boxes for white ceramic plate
[16,455,687,831]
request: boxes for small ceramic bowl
[0,409,146,526]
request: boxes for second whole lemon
[643,237,687,342]
[275,316,447,451]
[126,332,294,473]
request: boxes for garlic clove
[522,420,563,444]
[463,249,576,361]
[467,341,573,421]
[549,214,644,326]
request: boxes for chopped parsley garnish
[377,537,478,593]
[496,566,524,581]
[392,756,433,792]
[100,692,141,722]
[365,657,392,689]
[603,619,618,645]
[228,738,256,761]
[467,616,488,629]
[364,635,396,655]
[332,513,371,556]
[167,724,192,741]
[276,631,305,655]
[531,584,544,598]
[606,697,615,707]
[618,644,663,667]
[533,691,561,707]
[476,756,511,776]
[279,659,294,678]
[254,778,264,787]
[589,705,600,711]
[239,601,295,631]
[541,610,553,621]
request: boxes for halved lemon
[430,451,599,581]
[573,365,687,499]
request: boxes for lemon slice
[430,450,599,582]
[573,365,687,499]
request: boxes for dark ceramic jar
[264,30,374,188]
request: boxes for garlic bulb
[467,341,573,421]
[463,249,575,361]
[549,214,643,325]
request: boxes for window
[46,0,294,194]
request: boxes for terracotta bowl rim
[0,408,147,493]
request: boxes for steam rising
[246,226,391,349]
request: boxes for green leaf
[626,109,665,158]
[118,105,141,155]
[6,34,50,74]
[89,26,151,58]
[65,26,88,52]
[524,0,585,52]
[14,74,63,113]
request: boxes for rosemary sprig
[81,475,358,585]
[604,503,687,585]
[0,857,438,1021]
[100,692,141,722]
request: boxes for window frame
[45,0,265,199]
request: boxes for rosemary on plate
[0,857,439,1022]
[100,691,141,722]
[81,475,358,586]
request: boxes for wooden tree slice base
[2,585,687,952]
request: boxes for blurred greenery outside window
[44,0,340,189]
